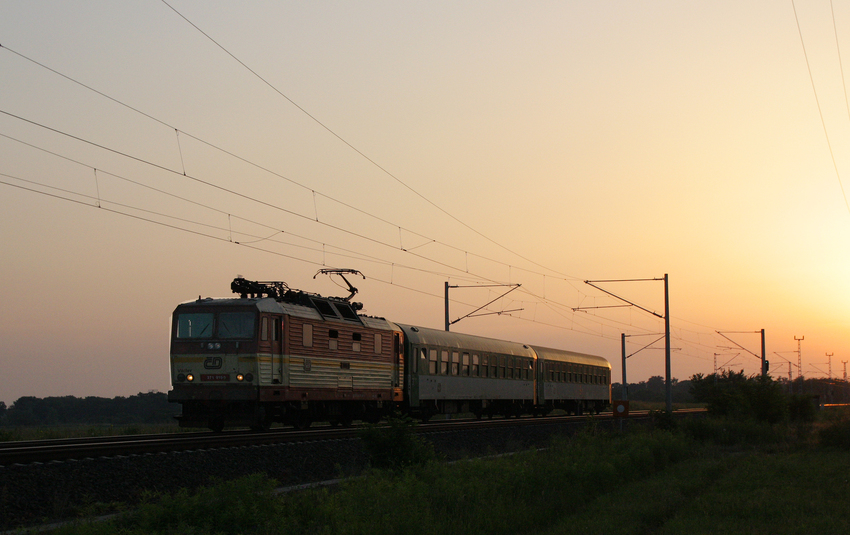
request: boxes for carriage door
[271,316,283,384]
[392,332,403,401]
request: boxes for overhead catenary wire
[0,43,581,287]
[0,25,746,375]
[0,42,729,361]
[157,0,579,281]
[791,0,850,216]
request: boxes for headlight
[187,374,194,382]
[236,374,244,382]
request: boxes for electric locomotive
[168,275,402,431]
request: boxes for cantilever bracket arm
[584,280,664,319]
[449,284,521,326]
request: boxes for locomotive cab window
[352,332,361,352]
[217,312,255,339]
[329,329,338,350]
[176,313,213,339]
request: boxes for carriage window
[441,350,449,375]
[472,354,479,377]
[176,313,214,339]
[217,312,255,339]
[481,355,489,378]
[303,324,313,347]
[462,353,470,376]
[429,349,437,374]
[352,332,361,352]
[375,334,382,354]
[451,352,459,376]
[329,329,338,350]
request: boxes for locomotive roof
[530,345,611,369]
[174,297,395,330]
[395,323,537,357]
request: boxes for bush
[690,371,788,423]
[358,413,438,470]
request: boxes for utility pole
[445,282,450,331]
[621,333,628,400]
[761,329,767,377]
[794,336,804,381]
[826,352,833,380]
[664,274,671,414]
[842,360,847,381]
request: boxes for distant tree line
[0,391,180,426]
[612,375,694,403]
[689,370,850,423]
[612,373,850,407]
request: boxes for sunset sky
[2,1,849,404]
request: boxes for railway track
[0,408,705,466]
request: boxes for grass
[0,422,185,441]
[37,408,850,534]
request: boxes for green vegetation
[46,404,850,535]
[358,413,440,470]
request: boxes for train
[167,276,611,431]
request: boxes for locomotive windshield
[176,313,213,339]
[174,311,256,339]
[217,312,255,339]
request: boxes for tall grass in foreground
[49,409,850,535]
[53,429,694,535]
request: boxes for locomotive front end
[168,298,261,431]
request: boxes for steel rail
[0,408,705,465]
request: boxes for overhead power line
[158,0,577,279]
[791,0,850,216]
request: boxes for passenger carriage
[532,346,611,415]
[397,324,537,419]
